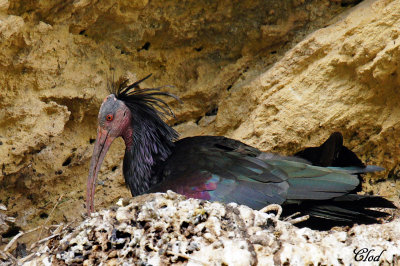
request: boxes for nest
[13,191,398,265]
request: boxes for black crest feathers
[109,74,181,119]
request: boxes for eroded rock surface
[0,204,14,242]
[25,193,400,265]
[0,0,360,231]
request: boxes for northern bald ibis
[86,75,395,229]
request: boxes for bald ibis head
[86,94,131,214]
[86,74,179,214]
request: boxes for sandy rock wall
[0,0,359,233]
[216,0,400,199]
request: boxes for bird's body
[86,76,395,229]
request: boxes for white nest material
[25,192,399,265]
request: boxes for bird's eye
[106,114,113,121]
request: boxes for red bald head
[86,94,132,214]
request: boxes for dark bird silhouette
[86,75,395,229]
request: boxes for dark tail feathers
[283,194,395,230]
[289,132,395,229]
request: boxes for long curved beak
[86,127,115,215]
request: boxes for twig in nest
[0,250,17,263]
[260,204,282,220]
[29,233,61,251]
[283,212,301,221]
[38,195,63,241]
[36,233,60,245]
[3,231,24,252]
[17,252,36,264]
[283,212,310,224]
[30,224,64,251]
[21,224,64,263]
[287,215,309,225]
[2,225,41,253]
[25,226,42,235]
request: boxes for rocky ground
[1,0,400,264]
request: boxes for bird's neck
[121,118,177,196]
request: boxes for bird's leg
[260,204,282,220]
